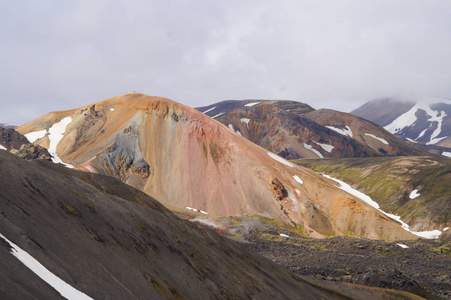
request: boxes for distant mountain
[3,149,412,299]
[352,97,451,152]
[196,100,424,159]
[16,93,417,241]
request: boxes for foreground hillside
[16,93,418,241]
[1,150,427,299]
[295,156,451,232]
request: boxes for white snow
[47,117,74,168]
[442,152,451,158]
[240,118,251,128]
[444,227,449,231]
[279,233,289,238]
[397,243,409,249]
[202,106,216,114]
[313,141,334,153]
[236,131,242,136]
[293,175,303,184]
[228,124,235,131]
[364,133,389,145]
[384,99,448,145]
[0,145,6,150]
[110,108,115,111]
[186,207,208,214]
[212,112,224,119]
[0,233,93,300]
[406,138,418,143]
[244,102,260,107]
[304,143,324,158]
[267,152,295,167]
[326,125,353,138]
[409,189,421,199]
[25,129,47,143]
[322,174,444,239]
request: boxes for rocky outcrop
[16,93,419,241]
[0,127,51,161]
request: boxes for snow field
[364,133,389,145]
[304,143,324,158]
[267,152,295,167]
[313,141,334,153]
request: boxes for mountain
[16,93,417,241]
[196,100,424,159]
[352,97,451,151]
[304,109,425,157]
[295,156,451,232]
[2,150,424,299]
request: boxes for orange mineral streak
[17,93,418,240]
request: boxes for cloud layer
[1,1,451,125]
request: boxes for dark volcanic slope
[0,127,51,160]
[0,151,422,300]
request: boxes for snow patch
[245,102,260,107]
[236,131,242,136]
[364,133,389,145]
[186,207,208,214]
[0,145,6,151]
[406,138,418,143]
[304,143,324,158]
[0,233,93,300]
[313,141,334,153]
[322,174,443,239]
[442,152,451,158]
[326,125,353,137]
[444,227,449,231]
[110,108,115,111]
[228,124,234,131]
[240,118,250,128]
[47,117,74,168]
[267,152,294,167]
[293,175,303,184]
[397,243,409,249]
[202,106,216,114]
[25,129,47,143]
[279,233,289,238]
[212,112,224,119]
[409,189,421,199]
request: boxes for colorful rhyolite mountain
[17,93,419,240]
[352,97,451,152]
[196,100,424,159]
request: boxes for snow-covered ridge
[304,143,324,158]
[24,117,74,168]
[0,233,93,300]
[384,98,448,145]
[322,174,443,239]
[326,125,353,138]
[364,133,388,145]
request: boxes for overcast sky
[1,1,451,125]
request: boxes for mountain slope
[295,156,451,232]
[16,93,418,241]
[197,100,425,159]
[352,97,451,150]
[304,109,425,157]
[0,150,426,300]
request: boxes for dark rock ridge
[0,127,51,160]
[0,150,424,299]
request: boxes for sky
[1,1,451,125]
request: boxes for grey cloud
[1,1,451,125]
